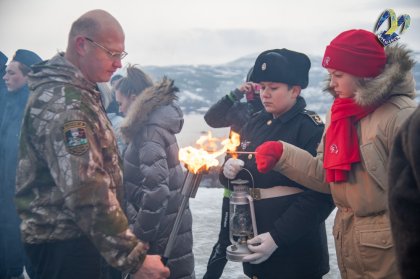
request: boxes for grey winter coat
[120,78,195,279]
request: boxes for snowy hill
[143,52,420,116]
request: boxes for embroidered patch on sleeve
[63,120,89,155]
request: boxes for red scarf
[324,98,376,183]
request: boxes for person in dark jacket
[203,67,263,279]
[0,49,42,279]
[116,66,195,279]
[388,104,420,279]
[204,67,264,133]
[221,49,334,279]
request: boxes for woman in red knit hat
[253,29,417,278]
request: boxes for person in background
[112,74,126,153]
[254,30,417,278]
[220,49,334,279]
[107,73,123,114]
[388,104,420,279]
[204,66,264,133]
[98,81,126,155]
[0,49,42,279]
[15,9,169,279]
[0,51,8,122]
[203,67,263,279]
[116,65,195,279]
[111,73,123,87]
[98,81,114,110]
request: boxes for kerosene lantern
[226,179,258,262]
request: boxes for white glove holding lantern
[223,158,244,179]
[242,232,278,264]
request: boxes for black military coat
[221,96,335,279]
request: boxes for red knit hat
[322,29,386,77]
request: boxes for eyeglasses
[84,37,128,60]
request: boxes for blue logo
[374,9,410,46]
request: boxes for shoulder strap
[302,109,324,126]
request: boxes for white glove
[223,158,244,179]
[242,232,278,264]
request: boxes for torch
[161,131,240,265]
[161,169,203,265]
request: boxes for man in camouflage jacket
[15,9,169,279]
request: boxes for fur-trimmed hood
[120,77,183,142]
[324,44,416,107]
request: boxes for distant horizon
[1,0,419,66]
[119,47,420,69]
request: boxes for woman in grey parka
[116,66,195,279]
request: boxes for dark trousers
[203,197,231,279]
[24,237,121,279]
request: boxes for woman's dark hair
[115,65,153,97]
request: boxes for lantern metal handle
[246,194,258,237]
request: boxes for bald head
[65,10,125,83]
[68,9,124,42]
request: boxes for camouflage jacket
[15,53,146,273]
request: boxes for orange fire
[179,131,240,173]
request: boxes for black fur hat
[250,48,311,89]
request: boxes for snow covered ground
[190,188,340,279]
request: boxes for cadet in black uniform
[221,49,335,279]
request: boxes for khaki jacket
[274,45,417,278]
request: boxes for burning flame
[179,131,240,173]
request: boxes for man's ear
[75,36,88,56]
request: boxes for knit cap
[322,29,386,77]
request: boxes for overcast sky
[1,0,419,66]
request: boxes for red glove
[255,141,283,173]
